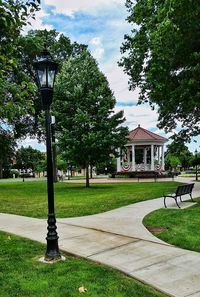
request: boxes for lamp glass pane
[38,69,47,87]
[48,69,55,88]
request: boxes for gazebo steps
[116,171,161,178]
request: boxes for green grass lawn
[0,181,179,218]
[0,231,166,297]
[143,199,200,252]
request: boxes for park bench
[164,183,194,208]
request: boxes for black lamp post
[33,47,61,261]
[195,149,198,181]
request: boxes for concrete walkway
[0,178,200,297]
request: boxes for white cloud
[93,47,105,60]
[17,137,46,152]
[44,0,125,16]
[89,37,105,60]
[115,105,159,131]
[90,37,102,46]
[100,60,139,103]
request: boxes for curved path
[0,177,200,297]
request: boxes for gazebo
[117,125,167,174]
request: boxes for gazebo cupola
[117,125,167,173]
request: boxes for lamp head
[33,46,58,107]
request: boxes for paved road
[0,177,200,297]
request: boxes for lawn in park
[143,199,200,252]
[0,181,180,218]
[0,231,166,297]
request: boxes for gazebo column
[161,145,165,170]
[117,148,121,172]
[127,147,130,163]
[144,148,147,170]
[132,145,135,171]
[158,146,160,165]
[151,144,154,171]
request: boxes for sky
[18,0,199,152]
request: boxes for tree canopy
[15,145,45,174]
[0,0,40,130]
[54,51,128,186]
[1,28,87,139]
[120,0,200,141]
[165,139,192,170]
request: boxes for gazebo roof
[127,125,167,143]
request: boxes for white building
[117,125,167,174]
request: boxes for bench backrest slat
[176,183,194,196]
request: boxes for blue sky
[19,0,199,152]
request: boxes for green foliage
[0,0,40,72]
[35,157,46,174]
[96,158,117,175]
[15,145,45,173]
[165,155,180,170]
[7,29,87,139]
[1,26,87,139]
[189,152,200,167]
[54,50,128,186]
[165,140,192,169]
[0,0,40,131]
[57,155,67,171]
[120,0,200,140]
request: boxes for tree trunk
[86,166,90,188]
[0,161,3,179]
[90,165,93,179]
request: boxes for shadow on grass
[56,184,116,191]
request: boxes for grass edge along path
[143,199,200,253]
[0,181,180,218]
[0,231,167,297]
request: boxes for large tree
[165,139,192,170]
[120,0,200,141]
[5,29,87,138]
[15,146,45,175]
[0,1,41,173]
[54,51,128,187]
[1,26,87,181]
[0,0,40,131]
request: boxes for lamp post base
[45,244,61,261]
[40,255,65,263]
[45,213,61,261]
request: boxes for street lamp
[33,47,61,261]
[195,149,198,181]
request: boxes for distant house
[117,125,167,174]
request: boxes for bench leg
[180,195,183,202]
[190,193,194,202]
[164,197,167,208]
[175,197,181,208]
